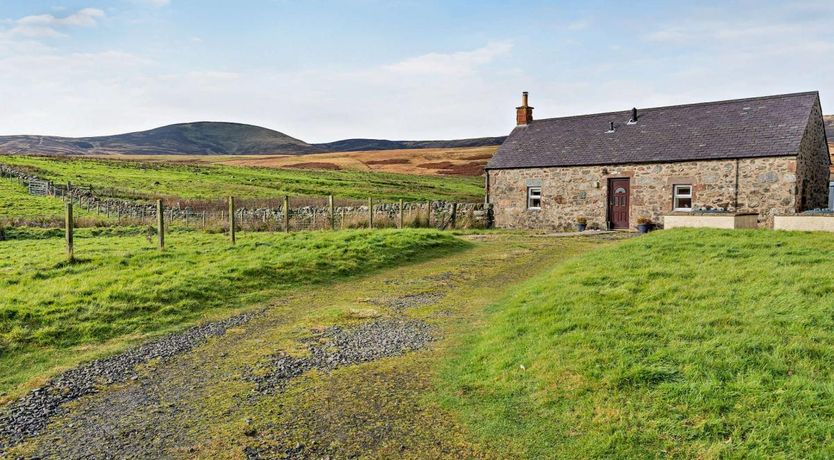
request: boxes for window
[527,186,542,210]
[673,185,692,211]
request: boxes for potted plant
[575,217,587,232]
[636,217,653,234]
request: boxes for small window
[673,185,692,211]
[527,186,542,210]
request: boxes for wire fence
[0,164,493,232]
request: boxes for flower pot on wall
[576,223,587,232]
[637,223,652,234]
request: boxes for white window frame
[527,186,542,210]
[673,184,693,211]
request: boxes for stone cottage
[485,91,830,230]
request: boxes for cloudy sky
[0,0,832,142]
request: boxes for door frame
[607,177,631,230]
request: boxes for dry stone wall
[0,164,489,229]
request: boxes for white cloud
[135,0,171,6]
[0,8,104,39]
[0,41,520,141]
[566,19,590,31]
[384,41,512,76]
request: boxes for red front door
[608,178,630,229]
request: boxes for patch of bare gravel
[249,318,435,395]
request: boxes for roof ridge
[531,91,820,124]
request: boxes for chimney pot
[516,91,534,126]
[631,107,638,123]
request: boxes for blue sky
[0,0,832,141]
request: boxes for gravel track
[382,292,444,311]
[250,318,435,394]
[0,310,259,454]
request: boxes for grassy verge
[440,229,834,458]
[0,228,465,396]
[0,156,484,202]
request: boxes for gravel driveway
[1,233,616,459]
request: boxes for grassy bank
[0,156,484,202]
[0,229,465,396]
[440,229,834,458]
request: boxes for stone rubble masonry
[488,99,830,231]
[795,99,831,210]
[488,157,822,231]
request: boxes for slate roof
[487,91,821,170]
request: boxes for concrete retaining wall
[774,215,834,232]
[663,214,759,229]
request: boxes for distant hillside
[0,122,504,156]
[313,137,506,152]
[0,122,319,156]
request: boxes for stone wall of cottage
[488,156,804,230]
[795,99,831,210]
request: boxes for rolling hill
[0,122,504,156]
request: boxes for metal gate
[28,180,50,196]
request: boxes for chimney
[516,91,534,126]
[630,107,638,123]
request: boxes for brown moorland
[93,145,497,177]
[221,146,497,176]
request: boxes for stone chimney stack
[516,91,534,126]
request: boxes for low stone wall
[663,213,759,229]
[0,164,491,230]
[774,215,834,232]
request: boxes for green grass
[0,178,94,220]
[440,229,834,458]
[0,228,465,395]
[0,156,484,202]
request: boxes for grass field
[0,155,484,202]
[440,228,834,458]
[0,228,464,397]
[0,179,94,222]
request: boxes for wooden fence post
[329,194,335,230]
[157,199,165,251]
[399,199,404,229]
[368,197,374,229]
[450,202,457,229]
[65,203,74,261]
[229,196,236,245]
[283,195,290,233]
